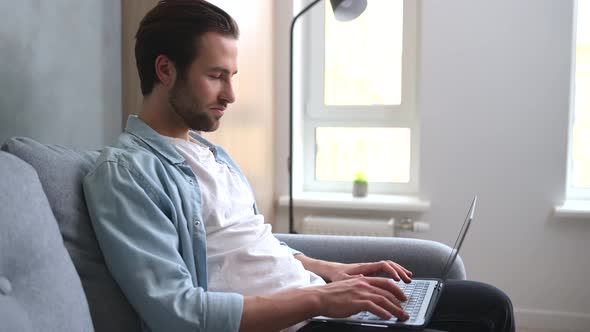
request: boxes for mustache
[211,102,227,109]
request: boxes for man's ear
[154,55,177,88]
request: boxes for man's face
[169,32,238,132]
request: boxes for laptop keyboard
[354,280,430,322]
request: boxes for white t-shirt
[164,135,326,297]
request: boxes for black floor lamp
[288,0,367,234]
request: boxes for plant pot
[352,182,368,197]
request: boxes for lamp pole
[288,0,367,234]
[289,0,321,234]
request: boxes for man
[83,1,514,331]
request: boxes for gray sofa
[0,137,465,332]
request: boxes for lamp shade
[330,0,367,21]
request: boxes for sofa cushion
[1,137,141,332]
[0,151,93,331]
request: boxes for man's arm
[240,276,409,332]
[295,254,413,283]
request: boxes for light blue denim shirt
[83,116,298,332]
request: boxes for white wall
[0,1,121,149]
[274,0,590,330]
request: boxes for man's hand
[326,261,413,283]
[310,276,410,321]
[294,255,413,284]
[240,275,409,332]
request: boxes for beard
[168,77,221,132]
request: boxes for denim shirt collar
[125,115,260,221]
[125,115,219,165]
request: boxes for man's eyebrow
[208,66,238,75]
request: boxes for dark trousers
[298,280,515,332]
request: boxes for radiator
[301,216,396,237]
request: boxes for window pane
[572,0,590,188]
[324,0,403,106]
[315,127,410,183]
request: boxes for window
[567,0,590,199]
[296,0,419,195]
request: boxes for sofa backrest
[1,137,141,332]
[0,151,93,332]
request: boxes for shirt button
[194,220,201,226]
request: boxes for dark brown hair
[135,0,239,95]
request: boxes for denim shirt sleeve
[83,157,243,332]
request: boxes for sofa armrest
[275,233,466,280]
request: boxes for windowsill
[278,192,430,212]
[554,200,590,219]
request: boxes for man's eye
[209,75,222,80]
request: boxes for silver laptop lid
[440,196,477,281]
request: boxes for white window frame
[296,0,420,195]
[566,0,590,200]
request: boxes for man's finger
[349,263,393,280]
[367,283,402,306]
[364,277,407,302]
[385,261,412,283]
[361,295,408,321]
[370,261,402,281]
[395,265,413,283]
[355,300,392,320]
[394,265,412,283]
[382,262,412,283]
[392,261,413,276]
[383,261,402,281]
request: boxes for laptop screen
[440,196,477,281]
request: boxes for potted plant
[352,171,368,197]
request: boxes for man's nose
[220,81,236,104]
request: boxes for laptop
[311,196,478,329]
